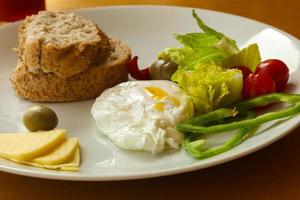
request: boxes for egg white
[91,80,194,154]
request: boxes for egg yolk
[154,102,165,112]
[144,86,180,112]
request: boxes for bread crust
[18,11,111,78]
[11,38,131,102]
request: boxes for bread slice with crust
[11,38,131,102]
[18,11,111,78]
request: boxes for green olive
[149,59,178,80]
[23,105,58,132]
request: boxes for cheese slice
[0,129,81,171]
[43,147,80,171]
[0,129,66,161]
[10,147,80,172]
[31,137,78,165]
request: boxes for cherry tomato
[255,59,289,91]
[243,73,276,99]
[234,65,253,80]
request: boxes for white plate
[0,5,299,181]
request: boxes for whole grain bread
[11,38,131,102]
[18,11,111,78]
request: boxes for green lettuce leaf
[158,10,239,70]
[191,10,223,38]
[159,46,226,70]
[190,10,239,54]
[223,43,261,72]
[171,63,243,114]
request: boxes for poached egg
[91,80,194,154]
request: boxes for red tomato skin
[127,56,150,80]
[255,59,289,91]
[234,66,253,80]
[243,73,276,99]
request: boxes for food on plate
[223,43,261,72]
[127,56,151,80]
[158,10,240,70]
[182,110,254,159]
[177,93,300,158]
[10,11,131,102]
[18,147,80,171]
[0,129,80,171]
[18,11,111,78]
[91,80,194,154]
[233,66,253,81]
[255,59,289,91]
[149,59,178,80]
[6,8,296,164]
[116,10,297,159]
[178,93,300,133]
[242,73,276,99]
[159,11,295,159]
[238,59,290,99]
[0,129,65,160]
[23,105,58,131]
[157,12,263,110]
[31,137,78,165]
[127,56,179,80]
[171,63,243,114]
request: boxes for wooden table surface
[1,0,300,200]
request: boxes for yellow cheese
[10,147,80,172]
[0,129,81,171]
[0,129,66,161]
[43,147,80,171]
[31,137,78,165]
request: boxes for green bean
[184,108,238,125]
[183,112,256,159]
[177,93,300,134]
[235,93,300,110]
[183,127,253,159]
[180,93,300,159]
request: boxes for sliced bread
[11,38,131,102]
[18,11,111,78]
